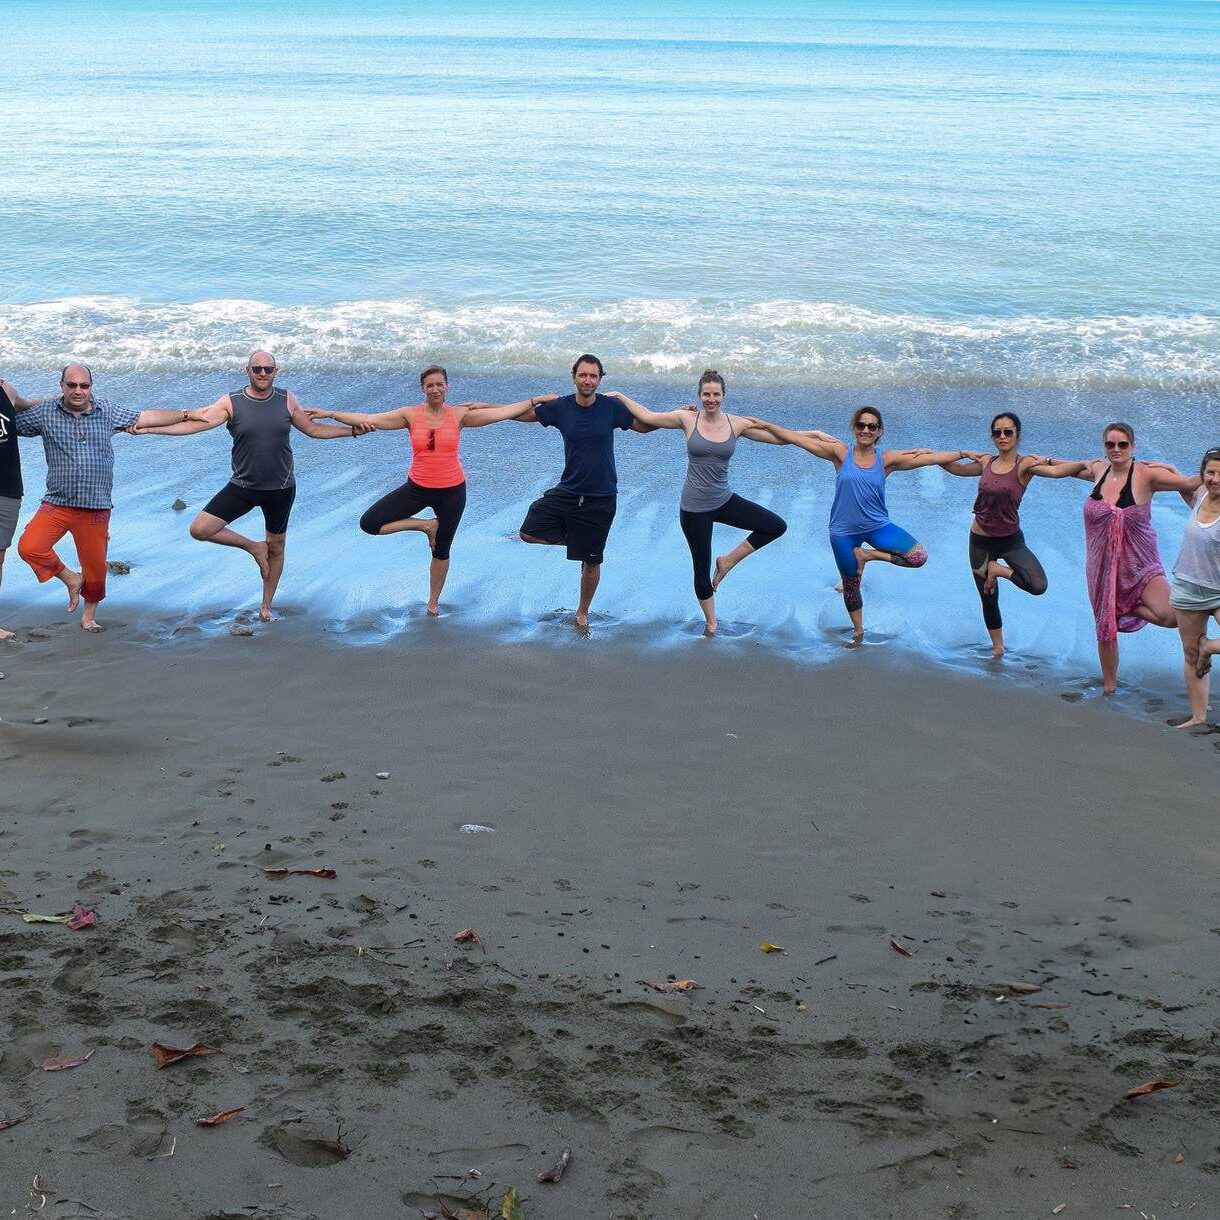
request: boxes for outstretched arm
[132,398,229,435]
[1,379,40,410]
[941,455,985,477]
[289,393,370,438]
[602,391,683,431]
[460,396,555,428]
[885,448,984,472]
[1144,462,1201,504]
[305,406,409,431]
[1026,457,1095,481]
[754,422,844,460]
[737,416,799,445]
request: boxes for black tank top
[1090,463,1136,509]
[0,384,22,500]
[226,387,295,490]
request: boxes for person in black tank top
[0,376,40,640]
[132,351,368,622]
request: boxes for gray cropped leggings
[969,528,1047,630]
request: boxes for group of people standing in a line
[1,352,1218,726]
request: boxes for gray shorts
[1169,575,1220,613]
[0,496,19,550]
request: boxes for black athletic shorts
[203,482,296,535]
[520,488,616,565]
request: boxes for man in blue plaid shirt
[16,364,206,632]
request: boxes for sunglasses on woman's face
[855,422,880,432]
[1104,439,1131,450]
[991,427,1016,438]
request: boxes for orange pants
[18,502,112,604]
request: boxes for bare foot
[63,571,83,612]
[703,620,718,637]
[711,555,731,592]
[426,602,440,617]
[1103,685,1117,696]
[991,644,1005,659]
[1174,716,1208,729]
[574,611,590,632]
[258,607,274,623]
[982,562,1000,596]
[81,620,105,634]
[847,629,865,648]
[0,627,14,641]
[853,546,874,578]
[1195,643,1215,680]
[249,541,271,581]
[423,519,439,550]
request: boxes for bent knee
[16,535,37,562]
[903,545,928,568]
[358,513,381,536]
[770,519,788,540]
[1027,576,1048,597]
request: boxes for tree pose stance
[605,370,786,636]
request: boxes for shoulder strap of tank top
[1090,464,1110,499]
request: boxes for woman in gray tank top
[605,371,788,636]
[1170,446,1220,725]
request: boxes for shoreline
[2,628,1218,1218]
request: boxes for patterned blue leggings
[830,524,926,613]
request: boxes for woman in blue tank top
[760,407,977,642]
[605,371,787,636]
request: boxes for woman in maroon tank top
[941,412,1086,659]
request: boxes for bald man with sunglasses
[135,351,371,621]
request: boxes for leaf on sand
[759,941,785,954]
[454,928,484,948]
[500,1187,525,1220]
[889,937,913,957]
[994,980,1041,995]
[1124,1079,1181,1100]
[152,1041,220,1070]
[638,980,699,994]
[42,1051,94,1071]
[196,1107,244,1126]
[22,912,72,925]
[67,904,97,931]
[0,1115,27,1131]
[435,1204,490,1220]
[261,867,337,879]
[537,1145,571,1183]
[1031,1001,1069,1010]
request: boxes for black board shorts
[203,482,297,535]
[521,488,617,565]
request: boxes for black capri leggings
[360,479,467,561]
[679,493,787,601]
[969,527,1047,630]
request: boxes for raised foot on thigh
[711,555,731,591]
[1195,638,1217,680]
[249,541,271,580]
[853,546,874,578]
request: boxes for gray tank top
[680,414,736,512]
[1173,489,1220,590]
[227,387,295,490]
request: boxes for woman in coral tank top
[307,366,542,615]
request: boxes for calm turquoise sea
[1,0,1218,697]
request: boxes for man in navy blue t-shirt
[518,353,655,628]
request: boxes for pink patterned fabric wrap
[1083,497,1164,642]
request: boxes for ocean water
[1,0,1217,696]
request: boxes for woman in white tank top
[1170,446,1220,726]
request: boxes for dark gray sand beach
[1,619,1218,1219]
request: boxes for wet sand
[1,614,1218,1219]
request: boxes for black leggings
[679,493,787,601]
[969,528,1047,630]
[360,479,467,561]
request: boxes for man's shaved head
[247,350,276,368]
[60,363,93,385]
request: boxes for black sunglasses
[63,380,92,390]
[248,365,276,375]
[855,422,880,432]
[1103,439,1131,450]
[991,427,1016,438]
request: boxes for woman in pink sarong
[1056,423,1199,694]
